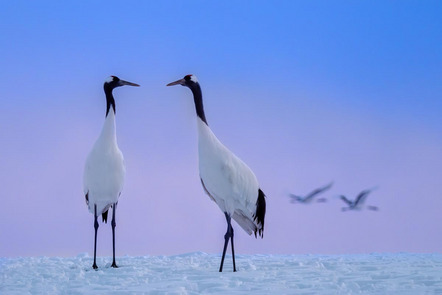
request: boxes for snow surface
[1,253,442,294]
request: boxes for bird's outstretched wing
[304,181,333,202]
[288,194,303,203]
[354,189,372,206]
[340,195,352,206]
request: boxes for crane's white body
[83,110,125,215]
[197,118,261,235]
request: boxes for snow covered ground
[1,252,442,294]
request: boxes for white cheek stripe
[105,76,114,83]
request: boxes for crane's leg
[111,202,118,268]
[231,224,236,272]
[93,204,99,270]
[219,213,236,272]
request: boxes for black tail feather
[253,189,266,238]
[102,209,109,223]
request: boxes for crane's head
[166,74,199,88]
[104,76,140,90]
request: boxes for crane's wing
[82,143,125,215]
[288,193,303,203]
[354,189,371,205]
[198,123,264,237]
[304,181,333,201]
[340,195,352,206]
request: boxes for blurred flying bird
[340,187,379,211]
[288,182,333,204]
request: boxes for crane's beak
[119,80,140,87]
[166,78,185,86]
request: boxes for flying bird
[83,76,139,269]
[289,182,333,204]
[167,74,266,272]
[340,187,379,211]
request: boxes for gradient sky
[1,1,441,257]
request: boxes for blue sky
[1,1,441,257]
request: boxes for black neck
[104,87,116,117]
[190,83,208,125]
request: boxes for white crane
[289,182,333,204]
[167,74,266,272]
[83,76,139,269]
[340,187,379,211]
